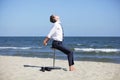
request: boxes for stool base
[40,66,67,72]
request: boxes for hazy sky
[0,0,120,36]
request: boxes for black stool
[51,47,67,71]
[40,47,67,72]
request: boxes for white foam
[74,48,120,53]
[0,47,31,50]
[77,44,83,45]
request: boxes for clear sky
[0,0,120,36]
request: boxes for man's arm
[43,24,56,46]
[43,37,50,46]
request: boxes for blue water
[0,37,120,63]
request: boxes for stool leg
[53,49,56,67]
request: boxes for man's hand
[43,37,50,46]
[43,41,47,46]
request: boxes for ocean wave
[74,48,120,53]
[0,46,42,50]
[77,44,87,46]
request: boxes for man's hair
[50,15,57,23]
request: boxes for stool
[50,47,67,71]
[39,47,67,72]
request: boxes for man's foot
[69,65,76,71]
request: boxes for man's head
[50,15,60,23]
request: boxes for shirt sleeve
[47,25,57,38]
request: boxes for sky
[0,0,120,36]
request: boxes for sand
[0,55,120,80]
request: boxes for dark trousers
[52,40,74,66]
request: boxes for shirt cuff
[47,34,51,39]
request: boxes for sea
[0,37,120,63]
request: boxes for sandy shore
[0,55,120,80]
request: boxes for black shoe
[40,67,45,72]
[45,67,51,71]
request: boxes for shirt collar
[55,20,61,24]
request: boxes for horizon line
[0,36,120,37]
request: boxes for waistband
[53,40,62,43]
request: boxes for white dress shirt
[47,21,63,41]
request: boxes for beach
[0,56,120,80]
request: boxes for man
[43,15,75,71]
